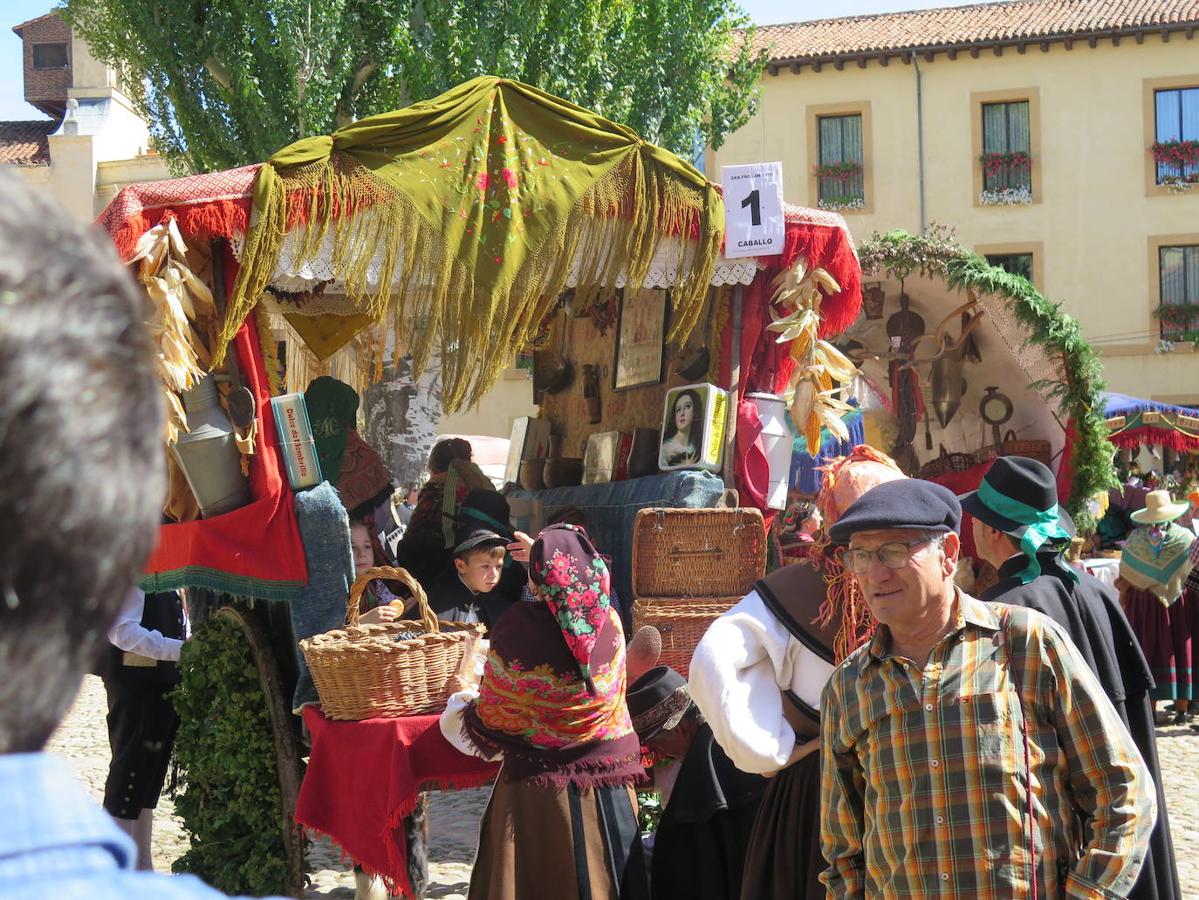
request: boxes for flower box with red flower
[979,151,1031,177]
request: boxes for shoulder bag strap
[1002,607,1039,900]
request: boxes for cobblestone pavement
[47,676,1199,898]
[47,676,485,898]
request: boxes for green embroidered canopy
[218,76,723,410]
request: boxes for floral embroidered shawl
[463,525,642,787]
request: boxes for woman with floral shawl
[440,524,648,900]
[1119,490,1199,723]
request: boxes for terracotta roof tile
[0,120,57,166]
[752,0,1199,63]
[12,13,61,34]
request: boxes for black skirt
[739,751,825,900]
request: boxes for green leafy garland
[857,227,1117,531]
[172,615,291,896]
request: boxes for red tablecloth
[295,707,499,896]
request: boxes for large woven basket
[631,507,766,598]
[632,596,739,678]
[300,566,485,720]
[977,431,1052,467]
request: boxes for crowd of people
[0,168,1188,900]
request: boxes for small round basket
[300,566,485,720]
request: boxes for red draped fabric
[296,707,499,897]
[140,245,308,599]
[718,210,863,518]
[1110,425,1199,454]
[97,166,259,262]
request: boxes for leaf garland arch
[858,228,1117,531]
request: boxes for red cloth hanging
[1110,425,1199,453]
[141,245,308,599]
[296,707,499,898]
[717,213,863,518]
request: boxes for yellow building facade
[710,22,1199,403]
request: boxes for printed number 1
[741,189,761,227]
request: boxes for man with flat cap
[963,457,1179,900]
[819,477,1156,899]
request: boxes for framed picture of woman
[661,387,703,468]
[613,288,668,391]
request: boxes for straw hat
[1131,490,1190,524]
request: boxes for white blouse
[688,589,835,774]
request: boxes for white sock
[134,808,155,872]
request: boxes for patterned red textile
[1110,425,1199,453]
[296,707,499,897]
[96,165,259,261]
[719,209,863,517]
[1057,420,1077,509]
[140,247,308,599]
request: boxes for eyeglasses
[838,538,940,575]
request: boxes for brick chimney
[14,12,72,119]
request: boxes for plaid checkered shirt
[820,591,1156,899]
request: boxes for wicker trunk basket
[630,507,766,678]
[300,566,485,721]
[631,507,766,598]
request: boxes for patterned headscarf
[812,445,906,661]
[529,524,613,692]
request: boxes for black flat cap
[827,479,962,545]
[452,525,508,557]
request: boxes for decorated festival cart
[96,76,865,897]
[1104,392,1199,467]
[96,76,1112,897]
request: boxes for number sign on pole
[720,162,785,259]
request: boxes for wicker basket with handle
[631,507,766,599]
[300,566,485,720]
[632,596,740,678]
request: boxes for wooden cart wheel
[214,605,307,898]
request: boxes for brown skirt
[739,750,825,900]
[469,775,650,900]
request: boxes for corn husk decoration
[129,218,216,442]
[767,257,856,455]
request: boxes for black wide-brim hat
[958,456,1076,541]
[626,665,691,742]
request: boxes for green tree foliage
[63,0,765,173]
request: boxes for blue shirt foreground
[0,753,283,900]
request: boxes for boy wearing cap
[820,478,1155,899]
[425,526,513,632]
[964,457,1179,900]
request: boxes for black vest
[97,591,185,685]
